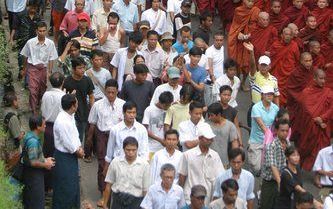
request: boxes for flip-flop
[96,199,104,208]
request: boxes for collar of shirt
[119,156,143,165]
[162,148,178,158]
[33,38,48,46]
[257,72,274,81]
[156,182,176,194]
[50,88,64,93]
[258,101,273,112]
[193,146,213,157]
[225,168,244,178]
[61,110,75,120]
[119,120,140,131]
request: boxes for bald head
[300,52,313,70]
[314,69,326,87]
[288,23,299,36]
[258,12,270,27]
[282,27,292,43]
[328,29,333,43]
[194,38,206,50]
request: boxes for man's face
[135,72,148,84]
[78,19,88,29]
[181,5,191,14]
[128,40,139,51]
[271,1,281,14]
[314,72,326,87]
[190,195,205,208]
[300,55,313,70]
[306,17,317,29]
[105,86,118,103]
[70,46,81,57]
[28,5,38,14]
[223,188,238,205]
[161,170,175,188]
[190,107,203,124]
[168,77,179,87]
[317,0,328,8]
[220,90,232,104]
[73,64,86,78]
[37,119,47,133]
[103,0,113,9]
[75,0,85,12]
[181,31,191,43]
[293,0,304,9]
[147,34,158,49]
[189,55,201,66]
[152,0,160,10]
[282,29,293,43]
[262,92,274,103]
[258,15,269,27]
[140,28,149,37]
[124,144,138,161]
[162,39,173,49]
[230,155,244,175]
[108,18,118,30]
[199,136,213,148]
[277,124,290,140]
[124,108,137,123]
[310,43,320,55]
[203,17,213,29]
[258,63,271,75]
[164,134,179,150]
[37,26,47,39]
[92,55,103,69]
[226,67,237,79]
[243,0,254,8]
[214,35,224,49]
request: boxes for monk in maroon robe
[321,29,333,90]
[293,69,333,171]
[254,0,270,12]
[228,0,260,90]
[193,0,215,14]
[250,12,278,61]
[298,16,322,44]
[283,0,309,29]
[270,27,300,106]
[311,0,333,42]
[269,0,289,33]
[288,23,305,51]
[218,0,242,32]
[309,40,325,70]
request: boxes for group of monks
[200,0,333,170]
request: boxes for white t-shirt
[167,0,183,14]
[324,194,333,209]
[142,105,166,152]
[205,45,225,79]
[65,0,94,15]
[150,83,182,106]
[85,68,112,99]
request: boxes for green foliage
[0,160,23,209]
[0,26,11,85]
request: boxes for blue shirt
[112,1,138,32]
[172,41,194,54]
[181,205,208,209]
[186,64,206,84]
[249,101,279,143]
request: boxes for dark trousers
[23,166,45,209]
[95,128,109,192]
[43,122,55,191]
[76,120,87,142]
[260,179,278,209]
[247,103,255,127]
[111,192,144,209]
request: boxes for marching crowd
[1,0,333,209]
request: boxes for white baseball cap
[258,55,271,65]
[197,123,216,139]
[261,85,274,94]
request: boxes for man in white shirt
[206,32,225,82]
[178,101,204,151]
[178,122,225,205]
[86,78,125,205]
[20,21,58,115]
[150,66,182,105]
[143,92,174,156]
[91,0,112,32]
[313,145,333,202]
[150,129,183,184]
[167,0,183,22]
[41,72,65,192]
[213,59,241,107]
[53,94,85,209]
[141,0,167,35]
[65,0,95,16]
[141,163,186,209]
[104,101,149,173]
[102,137,150,209]
[213,148,255,209]
[85,50,112,100]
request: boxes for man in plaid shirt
[260,119,290,209]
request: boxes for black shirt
[173,13,191,39]
[222,105,238,123]
[15,13,41,49]
[63,75,94,122]
[193,27,210,45]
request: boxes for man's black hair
[29,115,43,131]
[158,91,174,104]
[123,136,139,149]
[50,72,65,88]
[61,94,77,111]
[129,31,143,44]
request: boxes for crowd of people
[1,0,333,209]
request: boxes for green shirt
[58,54,92,77]
[22,131,45,166]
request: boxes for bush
[0,26,13,92]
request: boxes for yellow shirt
[164,102,190,131]
[249,71,279,104]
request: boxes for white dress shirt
[41,88,65,122]
[150,83,182,106]
[65,0,94,15]
[141,9,167,35]
[150,148,183,184]
[105,120,149,162]
[140,182,186,209]
[313,146,333,186]
[91,8,111,31]
[20,37,58,67]
[213,74,241,108]
[6,0,27,12]
[88,97,125,131]
[53,110,81,153]
[178,120,204,152]
[213,168,255,201]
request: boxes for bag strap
[152,10,162,30]
[86,69,106,96]
[3,112,16,131]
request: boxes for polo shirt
[249,101,279,144]
[313,146,333,186]
[172,41,194,54]
[69,29,98,57]
[91,8,111,31]
[249,71,280,104]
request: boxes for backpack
[3,112,16,132]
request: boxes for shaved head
[258,12,270,27]
[288,23,299,36]
[314,69,326,87]
[300,52,313,70]
[282,27,292,43]
[309,40,321,55]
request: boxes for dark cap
[139,20,150,29]
[181,0,192,7]
[191,185,207,197]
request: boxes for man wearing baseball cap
[179,122,225,206]
[181,185,209,209]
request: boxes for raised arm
[243,42,257,77]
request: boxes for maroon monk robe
[311,7,333,42]
[269,11,289,33]
[298,26,323,43]
[304,0,317,10]
[280,0,293,11]
[250,23,278,60]
[293,84,333,171]
[218,0,242,32]
[321,41,333,89]
[283,5,310,29]
[255,0,270,12]
[270,39,300,106]
[193,0,215,14]
[311,53,325,70]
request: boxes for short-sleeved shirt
[193,27,210,45]
[120,80,155,122]
[58,54,92,77]
[164,102,190,131]
[312,146,333,186]
[208,120,238,165]
[174,13,191,38]
[186,64,206,84]
[63,75,95,122]
[221,105,238,123]
[181,205,208,209]
[249,71,279,104]
[2,108,21,158]
[22,131,45,166]
[105,156,150,197]
[249,101,279,144]
[210,197,247,209]
[150,83,182,106]
[69,29,99,58]
[205,45,225,79]
[112,1,139,32]
[172,41,194,54]
[85,68,112,99]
